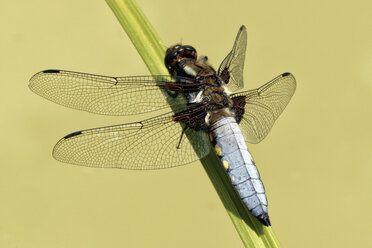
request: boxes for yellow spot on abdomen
[231,175,236,183]
[222,160,229,170]
[215,145,222,156]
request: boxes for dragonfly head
[165,45,197,76]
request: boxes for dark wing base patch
[232,72,296,144]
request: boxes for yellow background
[1,0,371,247]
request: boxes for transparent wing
[29,69,195,116]
[232,73,296,144]
[217,25,247,91]
[53,108,211,169]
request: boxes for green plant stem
[105,0,282,247]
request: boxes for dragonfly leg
[165,89,179,98]
[176,126,188,149]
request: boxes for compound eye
[183,45,196,53]
[164,50,179,68]
[166,44,181,54]
[182,45,197,59]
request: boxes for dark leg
[176,126,188,149]
[165,89,179,98]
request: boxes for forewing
[53,109,211,169]
[218,26,247,91]
[232,73,296,144]
[29,69,193,116]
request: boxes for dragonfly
[29,25,296,226]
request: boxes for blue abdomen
[209,116,270,226]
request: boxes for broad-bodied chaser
[29,26,296,226]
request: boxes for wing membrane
[29,69,195,116]
[218,26,247,91]
[232,73,296,143]
[53,108,211,169]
